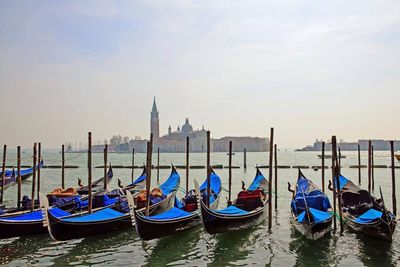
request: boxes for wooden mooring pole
[0,145,6,204]
[368,140,372,193]
[338,148,341,173]
[37,143,41,200]
[157,148,160,184]
[31,143,37,211]
[186,136,189,193]
[206,131,211,208]
[358,144,361,185]
[332,141,337,231]
[17,146,21,209]
[131,148,135,183]
[88,133,92,213]
[228,141,232,206]
[145,134,153,216]
[371,145,375,192]
[274,144,278,210]
[243,148,247,170]
[321,141,325,192]
[390,141,397,217]
[103,144,108,190]
[332,136,344,233]
[62,144,65,189]
[268,128,274,230]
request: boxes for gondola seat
[235,189,264,211]
[342,190,374,216]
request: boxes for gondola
[289,170,333,240]
[197,168,269,234]
[76,164,114,194]
[132,170,222,240]
[333,175,397,241]
[0,160,44,191]
[41,166,180,241]
[0,165,117,239]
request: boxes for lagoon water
[0,149,399,266]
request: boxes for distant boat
[226,152,235,156]
[317,155,346,159]
[395,154,400,161]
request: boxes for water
[0,150,399,266]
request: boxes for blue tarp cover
[354,208,383,224]
[247,170,267,192]
[334,175,350,190]
[145,207,192,220]
[292,190,331,214]
[1,207,70,222]
[298,208,332,224]
[0,210,43,221]
[61,208,124,223]
[159,170,180,195]
[199,172,222,195]
[215,205,249,215]
[128,172,146,187]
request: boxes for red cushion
[237,189,263,199]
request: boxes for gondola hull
[47,212,132,241]
[343,213,396,241]
[45,192,176,241]
[0,219,45,239]
[200,202,267,234]
[134,213,200,240]
[291,213,332,240]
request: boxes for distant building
[133,99,269,153]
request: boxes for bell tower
[150,97,160,139]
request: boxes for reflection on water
[145,226,203,266]
[358,234,395,267]
[289,226,334,267]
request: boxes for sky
[0,1,399,149]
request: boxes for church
[149,98,268,153]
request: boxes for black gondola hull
[343,213,396,241]
[200,202,267,234]
[0,219,45,239]
[134,213,200,240]
[47,212,132,241]
[46,192,176,241]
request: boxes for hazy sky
[1,1,399,149]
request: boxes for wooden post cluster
[274,144,278,210]
[62,144,65,189]
[228,141,232,206]
[368,140,372,193]
[321,141,325,192]
[390,141,397,217]
[31,143,37,211]
[37,143,41,200]
[0,145,6,204]
[17,146,21,209]
[268,128,274,230]
[104,144,108,190]
[88,132,93,213]
[145,134,154,216]
[206,131,211,208]
[358,144,361,185]
[186,137,189,194]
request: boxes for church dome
[181,118,193,132]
